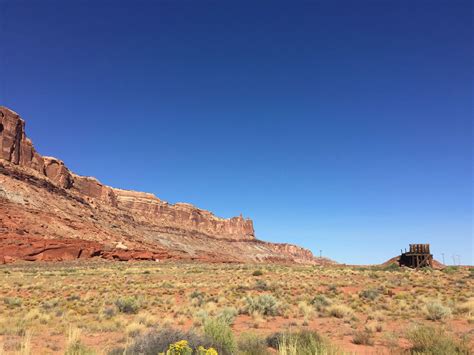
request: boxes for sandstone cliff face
[112,189,254,241]
[266,243,315,261]
[0,106,254,241]
[0,106,318,264]
[0,108,44,172]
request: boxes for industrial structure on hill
[399,244,433,268]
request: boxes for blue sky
[1,1,472,264]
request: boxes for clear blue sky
[1,1,472,265]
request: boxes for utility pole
[452,255,456,265]
[456,255,461,266]
[319,250,322,259]
[441,253,445,265]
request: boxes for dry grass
[0,261,472,353]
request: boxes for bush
[253,280,270,291]
[217,307,238,325]
[273,330,339,355]
[298,301,314,320]
[421,267,433,273]
[359,288,381,301]
[163,340,218,355]
[66,294,81,302]
[64,342,95,355]
[310,295,332,311]
[196,346,218,355]
[102,306,116,319]
[41,299,59,311]
[266,332,284,349]
[194,309,209,326]
[3,297,22,308]
[243,295,280,316]
[455,298,474,315]
[238,332,270,355]
[126,322,146,338]
[442,266,460,274]
[109,328,220,355]
[65,328,95,355]
[190,290,206,307]
[203,318,237,355]
[407,325,470,354]
[252,270,264,276]
[166,340,193,355]
[352,330,374,345]
[327,304,353,319]
[381,263,400,271]
[190,290,205,300]
[425,300,451,321]
[115,296,140,314]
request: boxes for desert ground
[0,261,472,354]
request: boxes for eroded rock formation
[0,106,318,264]
[0,234,172,264]
[0,108,44,171]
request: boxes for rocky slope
[0,106,320,264]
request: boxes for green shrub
[442,266,460,274]
[41,299,59,311]
[425,301,451,321]
[407,325,470,354]
[243,295,280,316]
[253,280,270,291]
[203,318,237,355]
[65,342,96,355]
[190,290,206,306]
[311,295,332,311]
[65,328,95,355]
[327,304,353,319]
[196,346,218,355]
[217,307,238,325]
[102,306,116,319]
[194,309,209,325]
[115,296,140,314]
[359,288,381,301]
[266,332,284,349]
[274,330,339,355]
[190,290,205,300]
[109,328,219,355]
[3,297,22,308]
[252,270,264,276]
[381,263,400,271]
[66,294,81,302]
[238,332,270,355]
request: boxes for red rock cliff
[0,106,255,241]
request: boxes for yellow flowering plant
[161,341,218,355]
[197,346,218,355]
[165,340,193,355]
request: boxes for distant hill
[382,256,445,269]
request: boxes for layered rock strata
[0,106,317,264]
